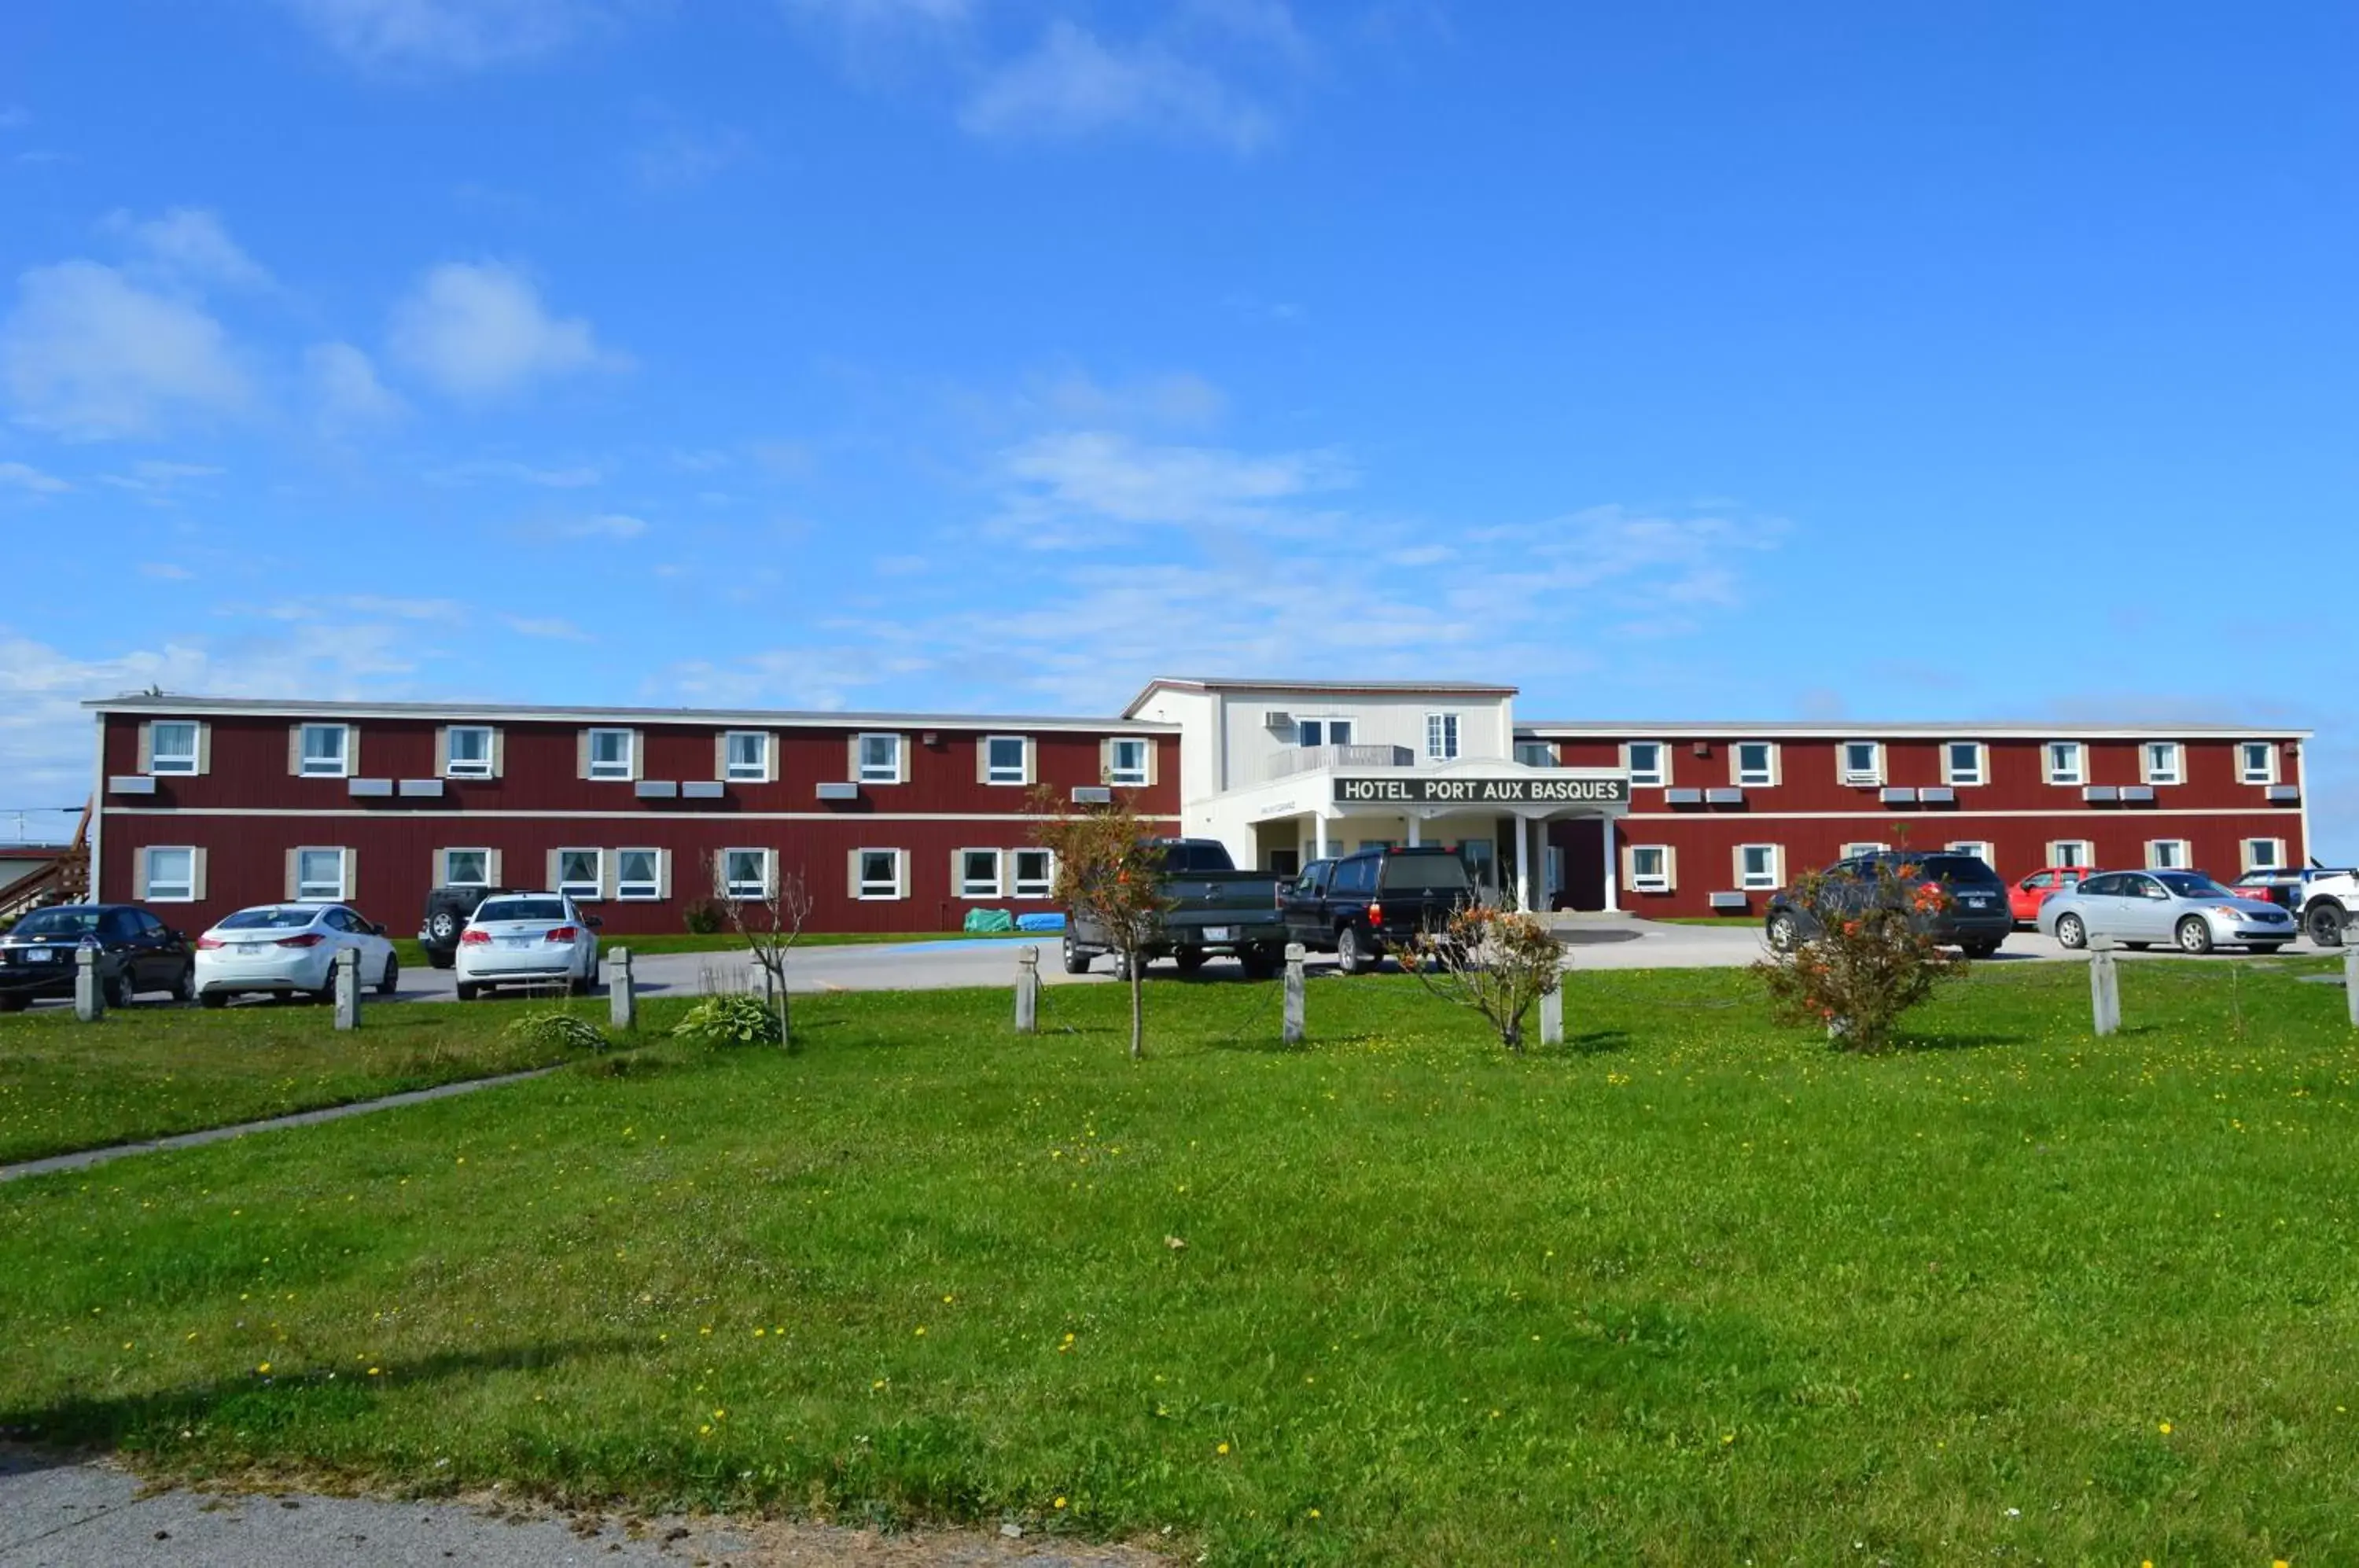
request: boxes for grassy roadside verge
[387,930,1032,970]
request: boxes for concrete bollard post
[1540,981,1564,1047]
[2346,942,2358,1030]
[2089,937,2121,1038]
[1283,942,1306,1045]
[74,948,104,1022]
[609,948,637,1030]
[1015,945,1040,1034]
[333,948,361,1031]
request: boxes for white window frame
[585,728,634,782]
[1941,741,1988,787]
[1732,742,1779,789]
[2043,741,2085,786]
[1839,841,1889,859]
[2144,838,2192,871]
[299,723,351,778]
[616,847,664,901]
[1735,843,1782,891]
[295,845,348,903]
[2140,742,2184,786]
[2236,742,2279,786]
[723,731,771,783]
[1946,841,1996,867]
[720,847,771,902]
[556,847,604,902]
[1515,741,1559,768]
[1623,742,1667,788]
[442,848,492,889]
[856,732,903,785]
[445,725,495,780]
[143,846,197,902]
[1011,847,1055,900]
[983,735,1030,787]
[1838,741,1884,786]
[2047,839,2095,870]
[1106,738,1150,786]
[1628,845,1672,894]
[2241,837,2286,873]
[1425,712,1461,762]
[148,721,201,776]
[957,848,1004,899]
[856,847,906,900]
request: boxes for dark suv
[1765,851,2012,959]
[418,885,522,969]
[1280,845,1479,974]
[0,904,194,1010]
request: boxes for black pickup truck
[1281,845,1478,974]
[1063,838,1289,979]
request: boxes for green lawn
[388,929,1021,969]
[0,999,616,1165]
[3,963,2355,1566]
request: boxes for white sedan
[194,904,400,1007]
[454,893,602,1000]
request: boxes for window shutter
[137,722,153,774]
[631,731,645,782]
[895,849,909,899]
[1663,845,1679,891]
[658,849,673,900]
[341,848,358,901]
[195,722,212,776]
[1144,738,1157,786]
[434,727,451,775]
[847,848,861,896]
[847,734,860,782]
[285,847,299,900]
[547,848,561,891]
[764,732,778,783]
[715,852,731,898]
[576,731,591,780]
[601,852,618,900]
[764,851,779,899]
[976,738,991,785]
[1099,737,1113,782]
[1024,737,1038,785]
[491,728,505,779]
[715,731,728,782]
[486,848,502,886]
[135,849,151,900]
[951,847,965,890]
[431,848,446,886]
[897,736,909,784]
[1619,844,1636,885]
[289,723,302,775]
[192,847,208,902]
[345,725,360,778]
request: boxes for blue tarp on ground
[962,907,1017,933]
[1015,911,1066,932]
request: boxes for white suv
[2298,872,2359,947]
[453,892,602,1000]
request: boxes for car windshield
[217,907,318,931]
[476,899,567,923]
[1379,855,1474,893]
[11,909,101,938]
[2157,873,2233,899]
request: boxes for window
[1734,742,1778,788]
[1625,742,1666,787]
[586,728,634,781]
[2044,742,2085,786]
[1426,712,1460,761]
[556,848,602,901]
[2237,742,2278,785]
[2048,840,2094,870]
[295,846,347,902]
[1012,848,1054,899]
[856,848,904,900]
[1839,741,1883,786]
[721,848,770,901]
[984,735,1029,786]
[1736,844,1782,890]
[2141,742,2184,786]
[149,721,200,775]
[442,848,491,888]
[1515,742,1558,767]
[958,848,1003,898]
[299,723,350,777]
[617,848,662,901]
[1840,841,1889,859]
[1628,845,1672,893]
[2243,838,2286,872]
[857,733,903,784]
[143,846,195,902]
[1942,742,1987,786]
[445,725,495,779]
[2145,839,2191,871]
[724,731,770,782]
[1946,841,1996,867]
[1106,738,1150,786]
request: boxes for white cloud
[504,615,593,641]
[1027,370,1226,429]
[388,261,619,400]
[307,340,407,432]
[278,0,592,69]
[103,208,274,290]
[561,512,649,539]
[100,459,226,501]
[0,460,69,495]
[961,20,1275,152]
[1,262,252,440]
[993,429,1351,540]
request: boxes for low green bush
[500,1010,611,1054]
[670,992,782,1048]
[681,900,725,936]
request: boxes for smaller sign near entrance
[1332,775,1631,806]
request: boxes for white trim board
[99,807,1186,823]
[1620,807,2304,822]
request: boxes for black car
[1765,851,2012,959]
[1280,845,1479,974]
[0,904,194,1010]
[418,884,523,969]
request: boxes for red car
[2010,867,2092,925]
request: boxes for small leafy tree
[1032,789,1173,1061]
[1754,858,1967,1052]
[1409,891,1565,1052]
[705,851,811,1050]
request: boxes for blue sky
[2,0,2353,853]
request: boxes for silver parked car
[2038,869,2298,955]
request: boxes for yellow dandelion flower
[1308,1508,1321,1519]
[256,1362,270,1375]
[915,1326,926,1337]
[1216,1442,1230,1455]
[1053,1496,1067,1509]
[2158,1421,2173,1435]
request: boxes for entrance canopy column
[1515,815,1533,912]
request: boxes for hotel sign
[1331,775,1631,807]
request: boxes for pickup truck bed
[1065,838,1289,978]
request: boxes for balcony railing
[1264,743,1416,781]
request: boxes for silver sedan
[2039,869,2300,955]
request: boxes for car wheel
[1238,948,1277,981]
[2306,904,2348,947]
[0,995,27,1014]
[2175,916,2214,955]
[1173,948,1207,976]
[2054,913,2087,951]
[171,965,195,1003]
[104,970,134,1008]
[455,982,480,1002]
[429,951,455,970]
[1961,941,2000,959]
[2252,942,2287,955]
[427,908,461,946]
[377,953,399,997]
[1766,911,1801,953]
[1061,933,1091,975]
[1113,951,1145,982]
[198,991,229,1009]
[1336,925,1368,976]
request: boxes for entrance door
[1268,848,1301,877]
[1554,819,1606,911]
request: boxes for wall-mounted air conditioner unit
[815,782,859,801]
[1262,710,1292,729]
